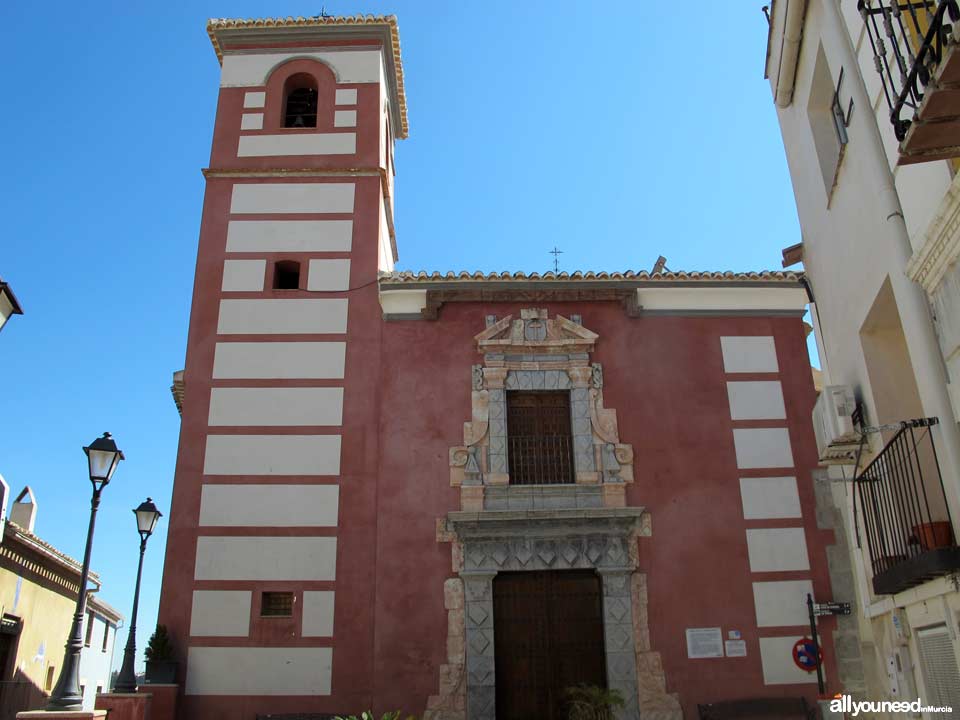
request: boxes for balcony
[855,417,960,594]
[860,0,960,164]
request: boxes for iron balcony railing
[859,0,960,141]
[507,435,575,485]
[855,417,960,594]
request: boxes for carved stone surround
[425,310,682,720]
[424,510,682,720]
[448,310,635,510]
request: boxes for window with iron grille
[260,591,294,617]
[506,391,575,485]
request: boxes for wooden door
[493,570,607,720]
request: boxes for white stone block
[721,336,779,373]
[230,183,355,215]
[186,647,332,695]
[190,591,251,637]
[240,113,264,130]
[727,381,787,420]
[759,636,819,685]
[238,133,356,158]
[733,428,794,469]
[194,536,337,581]
[307,259,351,291]
[208,387,344,427]
[199,484,339,527]
[203,434,341,476]
[243,91,266,108]
[739,477,802,519]
[746,528,810,572]
[334,110,357,127]
[752,580,814,627]
[212,342,346,379]
[217,298,348,335]
[221,259,266,292]
[335,88,358,105]
[227,220,353,252]
[302,591,335,637]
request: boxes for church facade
[158,15,854,720]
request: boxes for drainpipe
[821,0,960,527]
[776,0,808,107]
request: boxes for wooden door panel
[493,570,606,720]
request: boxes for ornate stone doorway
[449,509,644,720]
[493,570,606,720]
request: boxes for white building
[765,0,960,713]
[78,595,121,709]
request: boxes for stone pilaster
[462,572,496,720]
[598,569,642,720]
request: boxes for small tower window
[283,74,318,128]
[273,261,301,290]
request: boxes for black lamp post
[47,433,124,710]
[113,498,162,694]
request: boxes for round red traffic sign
[792,638,822,672]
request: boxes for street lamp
[113,498,162,694]
[0,278,23,334]
[47,433,124,710]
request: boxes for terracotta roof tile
[379,269,803,284]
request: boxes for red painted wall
[372,303,837,717]
[159,32,837,720]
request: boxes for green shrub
[565,684,625,720]
[144,625,174,663]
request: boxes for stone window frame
[449,309,635,512]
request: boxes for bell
[293,115,305,128]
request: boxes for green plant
[565,684,626,720]
[144,625,175,663]
[334,713,416,720]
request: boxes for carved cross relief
[448,309,636,511]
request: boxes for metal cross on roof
[549,247,563,273]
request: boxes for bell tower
[159,16,406,716]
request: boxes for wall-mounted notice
[686,627,724,659]
[725,640,747,657]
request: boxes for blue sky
[0,2,802,673]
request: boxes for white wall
[78,611,117,708]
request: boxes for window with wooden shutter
[916,624,960,710]
[506,391,574,485]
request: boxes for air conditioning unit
[813,385,860,464]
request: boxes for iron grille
[855,417,960,593]
[859,0,960,140]
[506,391,575,485]
[260,592,294,617]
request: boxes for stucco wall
[0,541,75,704]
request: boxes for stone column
[598,569,641,720]
[568,366,597,480]
[462,571,497,720]
[483,369,509,485]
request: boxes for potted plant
[565,684,625,720]
[144,625,177,684]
